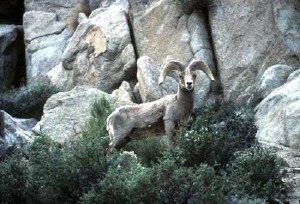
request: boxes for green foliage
[80,102,283,204]
[81,152,146,204]
[124,103,257,169]
[81,157,230,204]
[0,99,285,203]
[166,103,257,169]
[27,136,106,203]
[0,83,59,119]
[0,97,112,203]
[26,97,112,203]
[0,152,29,203]
[28,135,80,202]
[124,137,167,166]
[228,146,284,198]
[148,161,230,204]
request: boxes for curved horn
[188,60,215,81]
[159,60,185,84]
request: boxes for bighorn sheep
[106,59,215,150]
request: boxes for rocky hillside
[0,0,300,202]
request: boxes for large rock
[136,56,178,102]
[49,2,136,93]
[25,0,89,32]
[111,81,136,103]
[47,63,74,91]
[23,0,90,84]
[255,73,300,149]
[209,0,300,103]
[23,11,69,83]
[0,110,37,158]
[258,64,295,98]
[136,56,213,109]
[0,25,19,89]
[132,0,216,72]
[32,86,135,143]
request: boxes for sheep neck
[177,86,194,111]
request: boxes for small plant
[0,83,59,119]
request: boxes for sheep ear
[159,60,185,84]
[188,60,215,81]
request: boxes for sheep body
[107,94,182,148]
[107,59,214,150]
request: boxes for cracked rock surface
[23,0,90,84]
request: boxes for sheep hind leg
[164,119,176,147]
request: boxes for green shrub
[165,103,257,169]
[81,151,147,204]
[0,83,59,119]
[123,137,167,166]
[0,152,29,203]
[28,135,79,202]
[210,103,257,149]
[122,103,256,169]
[228,146,284,198]
[26,97,113,203]
[81,156,231,204]
[0,99,285,203]
[150,161,230,204]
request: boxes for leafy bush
[149,161,230,204]
[26,97,112,203]
[0,97,112,203]
[28,135,83,203]
[81,151,147,204]
[124,103,256,169]
[0,83,59,119]
[81,157,230,204]
[0,99,285,203]
[0,152,29,203]
[81,102,283,204]
[228,146,284,198]
[123,136,167,166]
[165,103,257,169]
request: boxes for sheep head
[159,59,215,91]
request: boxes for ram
[106,58,215,150]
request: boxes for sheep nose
[186,82,193,90]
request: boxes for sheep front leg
[110,136,131,152]
[164,119,176,147]
[109,128,132,151]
